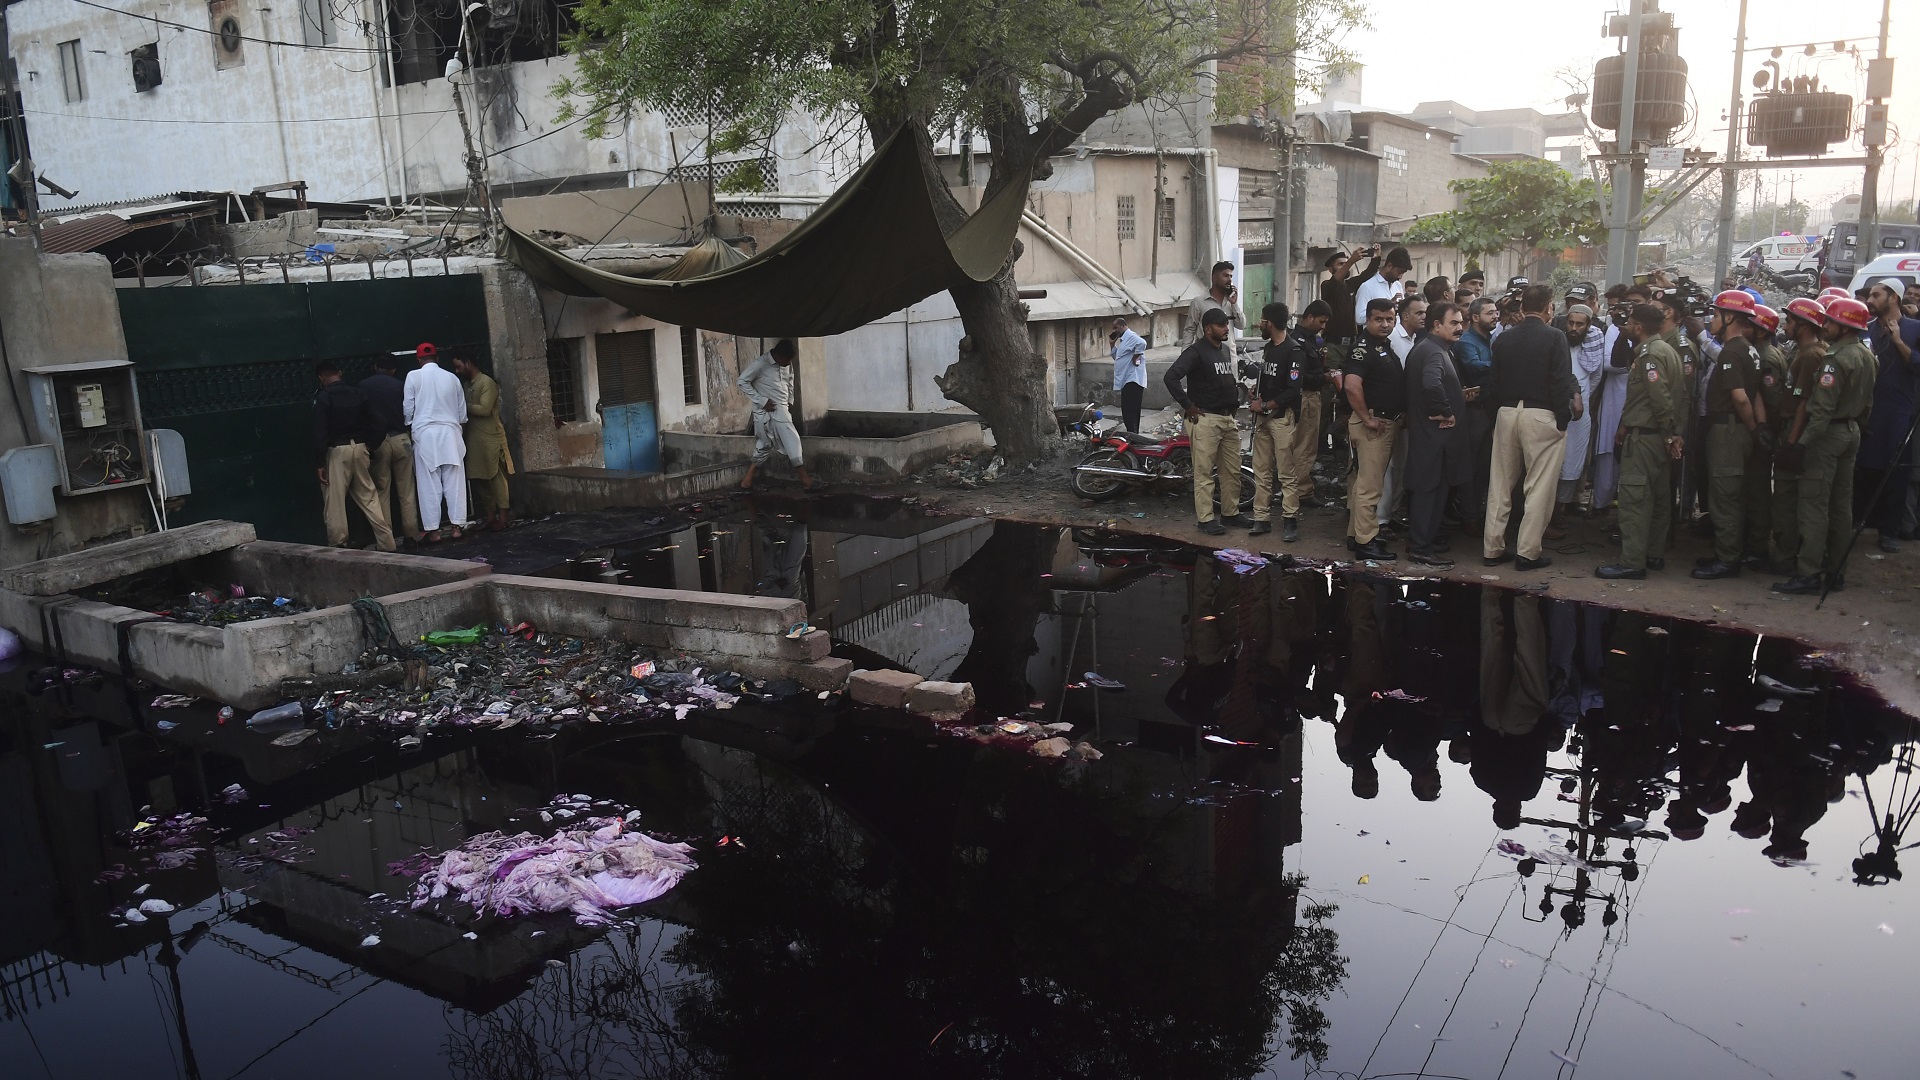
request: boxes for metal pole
[1712,0,1749,288]
[1857,0,1893,264]
[1604,1,1646,287]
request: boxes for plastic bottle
[247,702,305,732]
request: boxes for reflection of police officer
[1473,591,1556,828]
[1596,305,1686,579]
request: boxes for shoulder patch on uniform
[1645,364,1659,383]
[1820,371,1836,388]
[1721,362,1732,371]
[1763,374,1775,387]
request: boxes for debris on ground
[399,796,696,926]
[97,812,211,882]
[79,575,315,626]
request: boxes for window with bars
[1158,196,1177,239]
[1117,195,1136,240]
[546,339,580,422]
[679,326,702,405]
[594,330,657,408]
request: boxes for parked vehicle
[1069,426,1257,513]
[1845,253,1920,297]
[1736,261,1818,298]
[1734,234,1817,276]
[1817,221,1920,291]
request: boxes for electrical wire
[64,0,384,53]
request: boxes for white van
[1735,235,1816,274]
[1845,253,1920,297]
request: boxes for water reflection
[5,502,1918,1079]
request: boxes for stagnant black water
[5,497,1917,1079]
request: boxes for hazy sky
[1341,0,1920,214]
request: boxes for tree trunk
[946,521,1061,715]
[937,273,1057,463]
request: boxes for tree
[1734,199,1812,242]
[555,0,1366,461]
[1403,158,1605,280]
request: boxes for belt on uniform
[1625,426,1668,437]
[1366,411,1402,422]
[1504,400,1552,411]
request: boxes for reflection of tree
[443,928,699,1080]
[946,522,1061,715]
[661,744,1346,1077]
[440,735,1346,1078]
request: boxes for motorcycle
[1069,425,1258,514]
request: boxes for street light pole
[1712,0,1749,289]
[1857,0,1893,263]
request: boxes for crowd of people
[1158,246,1920,594]
[311,342,512,549]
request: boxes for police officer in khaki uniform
[1693,291,1769,579]
[1248,302,1306,541]
[1596,304,1686,579]
[1773,297,1877,594]
[1743,304,1789,571]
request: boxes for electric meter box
[22,360,151,495]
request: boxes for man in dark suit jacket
[1483,283,1579,572]
[1405,303,1472,569]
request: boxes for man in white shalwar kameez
[403,342,470,540]
[736,338,817,490]
[1554,307,1609,526]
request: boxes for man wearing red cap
[1692,291,1767,579]
[402,342,470,541]
[1773,299,1875,594]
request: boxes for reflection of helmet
[1784,297,1828,328]
[1826,297,1872,330]
[1820,286,1852,299]
[1740,287,1766,305]
[1751,305,1781,335]
[1713,289,1758,316]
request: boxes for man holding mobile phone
[1183,260,1246,346]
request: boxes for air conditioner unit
[131,42,162,93]
[22,361,151,495]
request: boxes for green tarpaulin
[501,129,1030,337]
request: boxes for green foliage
[556,0,1368,177]
[1734,199,1811,242]
[1404,158,1606,264]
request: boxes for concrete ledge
[849,668,922,707]
[488,575,804,636]
[212,541,490,608]
[513,462,746,515]
[0,520,256,596]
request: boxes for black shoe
[1691,560,1741,580]
[1376,521,1401,539]
[1220,514,1255,529]
[1694,555,1717,568]
[1770,575,1822,595]
[1199,519,1227,536]
[1827,573,1846,592]
[1482,552,1513,567]
[1647,557,1665,571]
[1248,520,1272,536]
[1282,518,1300,543]
[1743,555,1788,575]
[1515,555,1552,571]
[1595,564,1647,580]
[1346,536,1359,552]
[1410,551,1454,570]
[1879,534,1901,553]
[1354,540,1397,561]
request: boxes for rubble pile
[286,623,808,741]
[80,577,315,626]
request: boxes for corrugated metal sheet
[39,214,135,254]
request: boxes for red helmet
[1826,297,1872,330]
[1814,293,1842,312]
[1751,304,1781,335]
[1784,297,1828,328]
[1713,289,1757,316]
[1821,286,1852,299]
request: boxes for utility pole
[1271,2,1299,310]
[1857,0,1894,263]
[1712,0,1748,288]
[1604,1,1647,287]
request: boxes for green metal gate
[119,276,490,544]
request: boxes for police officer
[1693,291,1769,579]
[1743,304,1790,571]
[1596,304,1686,579]
[1291,300,1335,506]
[1249,302,1310,541]
[1344,297,1405,560]
[1768,298,1832,573]
[1773,297,1876,594]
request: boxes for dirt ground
[858,459,1920,713]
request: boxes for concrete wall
[1356,114,1486,227]
[7,0,856,207]
[660,414,986,482]
[0,238,157,569]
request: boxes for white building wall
[7,0,852,208]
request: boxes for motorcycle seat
[1126,432,1167,445]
